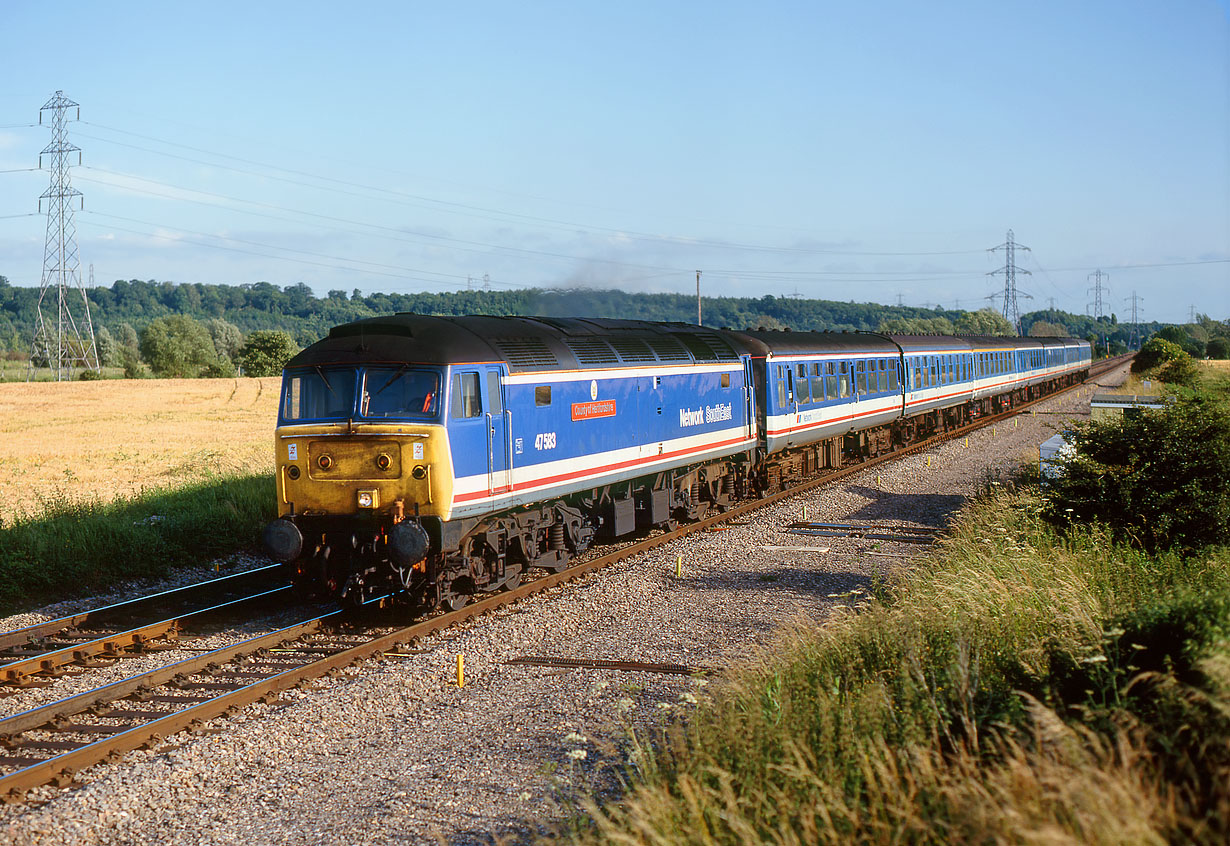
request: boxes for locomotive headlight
[286,465,301,480]
[411,465,428,480]
[317,454,333,470]
[375,453,392,471]
[357,489,379,509]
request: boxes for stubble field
[0,377,281,525]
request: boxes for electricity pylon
[26,90,100,381]
[987,230,1032,334]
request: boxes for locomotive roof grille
[490,337,560,370]
[643,335,690,362]
[606,336,657,362]
[565,337,621,365]
[673,332,741,362]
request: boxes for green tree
[94,326,117,367]
[139,315,219,378]
[953,308,1015,336]
[207,318,244,362]
[1208,338,1230,360]
[236,330,298,377]
[1028,320,1067,338]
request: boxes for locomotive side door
[742,357,756,441]
[484,367,510,496]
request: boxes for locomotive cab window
[451,371,482,418]
[280,367,358,423]
[361,367,440,419]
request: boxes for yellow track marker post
[926,456,932,468]
[457,654,465,688]
[676,555,682,578]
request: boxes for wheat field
[0,377,281,524]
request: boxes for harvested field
[0,378,280,524]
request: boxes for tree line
[1,275,1225,379]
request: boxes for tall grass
[575,491,1230,844]
[0,474,275,614]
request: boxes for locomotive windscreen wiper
[315,366,337,397]
[370,364,408,397]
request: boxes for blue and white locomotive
[262,314,1090,607]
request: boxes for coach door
[484,368,511,496]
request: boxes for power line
[75,121,988,259]
[78,213,516,290]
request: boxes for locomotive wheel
[500,570,523,591]
[443,594,470,612]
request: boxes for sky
[0,0,1227,324]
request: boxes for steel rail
[0,586,293,687]
[0,356,1126,802]
[0,564,286,651]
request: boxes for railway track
[0,565,292,692]
[0,357,1127,803]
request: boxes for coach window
[930,358,940,387]
[810,363,825,402]
[839,362,852,398]
[451,371,482,419]
[913,358,923,390]
[825,362,838,399]
[776,365,787,407]
[795,364,810,403]
[854,360,866,395]
[889,360,899,391]
[535,385,552,406]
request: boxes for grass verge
[0,474,275,615]
[575,490,1230,844]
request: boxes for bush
[1157,355,1200,386]
[77,368,103,381]
[1208,338,1230,360]
[1044,392,1230,553]
[1131,337,1188,374]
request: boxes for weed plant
[573,491,1230,844]
[0,474,274,614]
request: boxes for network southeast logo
[679,403,733,428]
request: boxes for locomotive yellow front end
[262,360,454,603]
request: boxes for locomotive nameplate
[571,399,616,421]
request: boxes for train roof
[725,329,900,358]
[883,334,973,353]
[283,314,747,373]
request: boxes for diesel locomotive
[262,314,1090,608]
